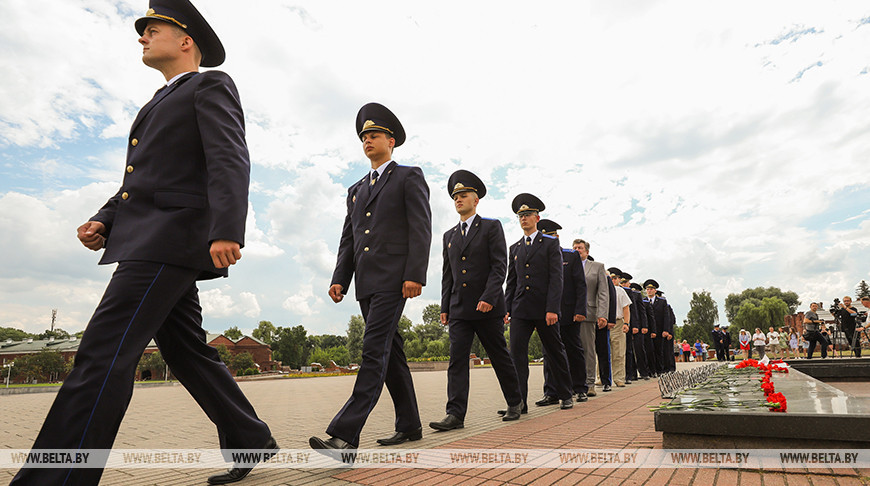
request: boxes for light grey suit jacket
[582,259,610,322]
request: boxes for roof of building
[0,331,267,356]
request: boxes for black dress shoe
[502,403,523,421]
[560,397,573,409]
[376,427,422,445]
[207,436,278,485]
[642,375,651,380]
[535,395,560,406]
[309,436,356,451]
[497,403,528,416]
[575,392,588,402]
[603,384,612,392]
[430,414,464,431]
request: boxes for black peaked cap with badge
[511,193,545,215]
[643,279,659,289]
[537,219,561,236]
[448,170,486,198]
[607,267,623,278]
[621,272,633,281]
[356,103,406,147]
[135,0,225,67]
[630,283,643,291]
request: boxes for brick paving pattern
[2,362,869,485]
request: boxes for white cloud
[200,288,261,319]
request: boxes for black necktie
[461,222,467,237]
[153,84,167,99]
[369,171,379,192]
[525,236,531,246]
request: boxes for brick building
[0,332,277,384]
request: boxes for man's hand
[328,284,344,303]
[402,281,422,299]
[476,301,493,313]
[546,312,558,326]
[574,314,586,322]
[77,221,106,250]
[440,313,448,326]
[662,331,671,339]
[623,324,629,333]
[632,328,639,334]
[597,317,607,329]
[641,328,648,334]
[651,333,657,338]
[504,313,510,326]
[210,240,241,268]
[607,322,615,330]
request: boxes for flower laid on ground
[766,392,788,412]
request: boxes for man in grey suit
[572,239,610,396]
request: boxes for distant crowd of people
[685,296,870,363]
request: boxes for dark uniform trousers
[511,317,572,404]
[328,161,430,446]
[14,71,267,486]
[12,262,270,486]
[543,249,587,397]
[627,290,649,380]
[442,216,520,418]
[543,319,586,396]
[666,308,677,372]
[327,292,420,446]
[447,317,522,419]
[505,234,571,405]
[643,300,658,374]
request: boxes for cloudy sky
[2,0,869,338]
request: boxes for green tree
[857,280,870,299]
[346,315,365,364]
[760,297,790,330]
[413,321,446,343]
[215,344,233,368]
[0,327,33,342]
[137,351,166,379]
[681,290,719,345]
[223,326,243,340]
[404,338,426,359]
[231,351,256,372]
[37,328,70,340]
[528,331,543,360]
[252,321,276,345]
[14,349,65,382]
[272,325,309,369]
[423,339,448,358]
[311,334,347,349]
[398,315,413,340]
[422,303,441,327]
[311,346,351,367]
[724,287,800,323]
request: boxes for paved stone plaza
[2,363,869,485]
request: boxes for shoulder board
[541,234,557,240]
[479,216,496,221]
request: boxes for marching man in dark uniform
[311,103,431,452]
[625,279,651,381]
[12,2,276,484]
[644,280,672,374]
[504,194,574,411]
[534,219,588,404]
[430,170,524,431]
